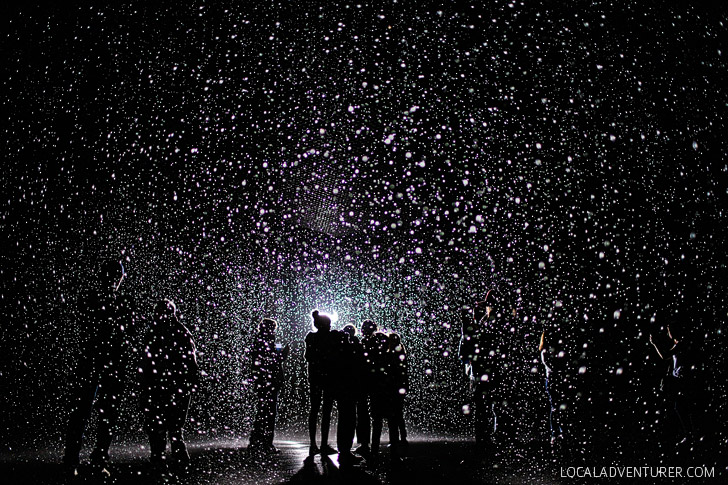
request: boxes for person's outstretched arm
[649,334,665,360]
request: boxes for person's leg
[380,393,397,447]
[336,395,356,456]
[491,400,498,436]
[371,417,383,453]
[264,388,279,450]
[336,394,363,466]
[170,394,191,465]
[553,383,565,441]
[371,394,384,453]
[144,394,168,467]
[92,375,123,468]
[321,389,334,449]
[398,396,408,442]
[148,427,168,467]
[687,383,703,440]
[500,391,521,451]
[386,413,399,457]
[308,384,323,451]
[356,391,371,447]
[169,428,189,466]
[391,395,406,443]
[250,388,270,450]
[673,389,691,442]
[63,379,97,471]
[473,382,489,445]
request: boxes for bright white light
[312,309,339,326]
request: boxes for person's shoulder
[177,322,196,343]
[305,331,317,342]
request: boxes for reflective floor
[0,431,722,485]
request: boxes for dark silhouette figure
[342,324,367,450]
[539,330,566,445]
[305,311,336,456]
[248,317,289,456]
[63,260,129,479]
[458,290,511,449]
[368,331,396,457]
[388,332,409,447]
[649,322,700,446]
[328,322,362,467]
[141,299,199,472]
[355,319,379,457]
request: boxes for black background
[1,0,726,468]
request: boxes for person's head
[154,299,178,325]
[483,289,500,318]
[361,319,377,337]
[480,289,516,318]
[312,310,331,332]
[473,301,488,322]
[388,332,405,353]
[100,259,125,291]
[373,331,389,353]
[343,324,357,339]
[260,317,278,336]
[461,307,480,335]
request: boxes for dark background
[1,0,726,468]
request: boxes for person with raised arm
[63,259,130,480]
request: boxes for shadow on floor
[1,435,723,485]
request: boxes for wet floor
[1,432,722,485]
[1,434,564,485]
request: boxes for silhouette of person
[355,319,378,457]
[368,331,396,457]
[539,329,566,445]
[328,322,362,467]
[305,311,336,456]
[248,317,289,455]
[458,290,510,449]
[649,321,700,445]
[388,332,409,447]
[141,299,199,472]
[63,259,129,479]
[342,324,367,450]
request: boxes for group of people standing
[247,309,411,467]
[304,311,409,465]
[63,260,410,479]
[227,292,704,468]
[459,288,703,455]
[63,260,198,480]
[61,259,701,479]
[458,289,567,451]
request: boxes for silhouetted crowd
[304,311,409,465]
[62,260,411,480]
[458,289,704,456]
[62,260,703,480]
[458,290,564,452]
[64,261,198,480]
